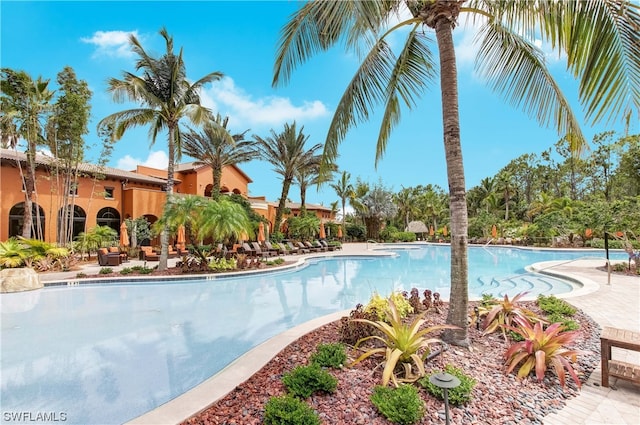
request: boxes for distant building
[0,148,334,243]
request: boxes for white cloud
[81,30,139,58]
[116,150,168,171]
[201,77,329,128]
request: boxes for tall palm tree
[0,69,54,239]
[273,1,640,345]
[252,122,322,230]
[330,171,354,227]
[98,28,222,270]
[182,114,256,200]
[294,155,336,212]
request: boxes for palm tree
[273,1,640,346]
[252,122,322,230]
[156,195,208,262]
[1,69,54,239]
[98,28,222,271]
[182,114,256,200]
[330,171,354,227]
[294,155,336,212]
[394,187,417,230]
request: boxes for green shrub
[119,267,133,275]
[365,291,413,322]
[396,231,417,242]
[263,395,320,425]
[546,312,580,331]
[209,257,237,271]
[99,267,113,274]
[281,364,337,399]
[309,343,347,369]
[537,295,577,316]
[138,267,154,274]
[480,293,497,307]
[266,258,285,266]
[419,365,477,406]
[370,384,424,425]
[611,262,628,272]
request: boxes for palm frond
[475,20,586,151]
[376,27,435,163]
[546,0,640,124]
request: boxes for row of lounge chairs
[213,240,342,260]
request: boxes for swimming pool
[0,245,622,424]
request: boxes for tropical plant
[99,27,222,270]
[272,0,640,348]
[504,316,589,388]
[0,239,29,268]
[199,197,253,244]
[537,295,577,317]
[419,364,477,406]
[263,395,321,425]
[155,195,208,263]
[481,292,541,338]
[338,303,380,345]
[294,155,335,212]
[252,122,322,231]
[75,225,118,258]
[181,114,256,200]
[365,291,413,322]
[285,214,320,241]
[351,298,457,386]
[281,364,338,399]
[370,384,424,425]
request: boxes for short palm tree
[330,171,354,228]
[273,0,640,345]
[253,122,322,230]
[98,28,223,270]
[182,114,257,200]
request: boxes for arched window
[96,207,121,233]
[57,205,86,242]
[9,202,46,240]
[220,186,230,195]
[204,184,213,198]
[232,188,241,194]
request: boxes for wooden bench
[600,326,640,387]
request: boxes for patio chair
[285,242,301,255]
[241,242,257,257]
[98,248,122,266]
[319,240,336,251]
[139,246,159,261]
[312,240,328,252]
[303,241,322,252]
[251,241,276,258]
[296,241,313,253]
[109,246,129,262]
[263,241,283,255]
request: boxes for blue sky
[2,1,633,209]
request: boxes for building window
[104,186,114,199]
[69,183,78,196]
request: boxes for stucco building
[0,148,334,243]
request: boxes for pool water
[0,246,622,424]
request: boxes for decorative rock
[0,268,43,293]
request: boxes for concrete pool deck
[38,243,639,424]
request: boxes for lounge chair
[251,241,276,258]
[295,241,311,254]
[285,242,300,255]
[241,242,257,257]
[303,241,322,252]
[98,248,122,266]
[319,240,336,251]
[312,240,328,252]
[263,241,283,255]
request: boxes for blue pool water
[0,246,623,424]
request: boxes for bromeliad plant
[350,298,458,387]
[504,316,588,388]
[481,292,543,339]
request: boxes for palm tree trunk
[274,178,292,233]
[435,16,469,347]
[159,127,177,271]
[22,145,37,238]
[212,167,222,201]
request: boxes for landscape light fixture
[429,372,461,425]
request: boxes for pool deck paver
[38,243,639,424]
